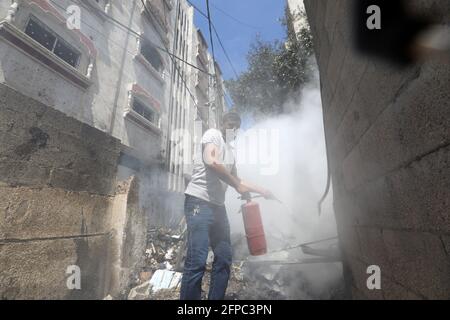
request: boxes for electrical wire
[210,2,262,30]
[139,0,207,126]
[186,0,238,111]
[53,0,213,76]
[205,0,217,71]
[186,0,240,79]
[52,0,208,126]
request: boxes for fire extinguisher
[239,192,267,256]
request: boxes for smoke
[226,66,343,299]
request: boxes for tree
[226,7,313,119]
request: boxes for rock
[127,280,153,300]
[140,271,153,282]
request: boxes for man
[180,111,274,300]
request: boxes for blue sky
[189,0,287,81]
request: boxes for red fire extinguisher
[240,193,267,256]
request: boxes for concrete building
[0,0,171,164]
[165,7,228,198]
[0,0,229,298]
[0,0,228,222]
[166,0,195,195]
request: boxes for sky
[189,0,287,81]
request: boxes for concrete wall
[304,0,450,299]
[109,176,147,298]
[0,83,147,299]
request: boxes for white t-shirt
[185,129,235,205]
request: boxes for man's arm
[203,143,274,199]
[203,143,241,189]
[231,163,275,200]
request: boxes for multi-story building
[0,0,228,227]
[165,4,228,199]
[0,0,172,164]
[165,0,195,195]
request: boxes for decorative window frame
[134,33,166,85]
[1,0,97,89]
[124,83,162,135]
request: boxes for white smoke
[225,68,343,299]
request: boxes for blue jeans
[180,195,232,300]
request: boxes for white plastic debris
[165,248,174,260]
[164,261,174,270]
[149,270,182,293]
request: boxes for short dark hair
[222,111,241,125]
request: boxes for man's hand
[260,188,277,201]
[236,181,278,201]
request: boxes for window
[25,16,80,68]
[140,39,163,72]
[132,98,158,125]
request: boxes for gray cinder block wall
[304,0,450,299]
[0,83,145,299]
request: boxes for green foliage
[226,7,314,119]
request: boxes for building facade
[0,0,228,226]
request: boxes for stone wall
[304,0,450,299]
[0,83,146,299]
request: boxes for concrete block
[346,257,384,299]
[441,236,450,256]
[382,277,423,300]
[351,285,367,300]
[336,222,362,260]
[334,0,354,48]
[37,108,83,139]
[80,122,120,153]
[0,186,112,240]
[347,144,449,232]
[0,235,109,299]
[324,0,338,43]
[382,230,450,299]
[356,227,392,276]
[0,84,47,118]
[0,159,51,187]
[343,63,450,190]
[331,93,371,168]
[0,238,77,299]
[318,29,331,77]
[326,30,347,95]
[330,55,369,136]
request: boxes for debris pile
[127,227,185,300]
[127,228,345,300]
[144,227,185,272]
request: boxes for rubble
[127,281,153,300]
[127,226,185,300]
[127,225,345,300]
